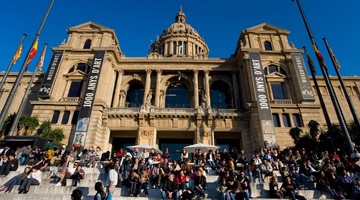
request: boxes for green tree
[289,127,302,144]
[18,115,39,136]
[38,120,65,144]
[307,120,320,141]
[0,112,16,136]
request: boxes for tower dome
[148,7,209,59]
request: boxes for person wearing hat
[50,145,69,166]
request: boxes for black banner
[249,51,276,146]
[291,53,315,102]
[72,50,106,148]
[38,51,63,99]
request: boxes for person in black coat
[194,168,207,199]
[162,173,179,200]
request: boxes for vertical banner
[249,51,276,147]
[73,50,106,148]
[291,53,315,102]
[38,51,63,99]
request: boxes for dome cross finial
[175,6,186,23]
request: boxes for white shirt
[28,170,42,184]
[108,169,118,187]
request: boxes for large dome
[148,7,209,59]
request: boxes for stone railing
[272,99,293,104]
[107,107,140,117]
[152,107,195,115]
[61,97,80,102]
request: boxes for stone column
[119,90,126,107]
[232,72,241,109]
[155,70,162,107]
[112,69,123,108]
[164,43,168,56]
[143,69,152,105]
[169,41,174,55]
[204,70,211,107]
[193,70,199,108]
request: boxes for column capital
[193,69,199,74]
[116,69,124,74]
[156,69,162,74]
[146,69,152,74]
[204,69,210,75]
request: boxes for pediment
[246,23,290,34]
[66,70,86,77]
[267,72,286,78]
[67,21,112,32]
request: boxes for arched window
[264,41,273,51]
[125,81,144,107]
[210,80,232,109]
[66,63,90,98]
[83,39,92,49]
[269,65,278,74]
[165,83,190,108]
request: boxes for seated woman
[269,176,283,198]
[280,176,307,200]
[0,167,31,193]
[129,171,139,197]
[216,178,229,200]
[18,166,42,194]
[70,165,85,186]
[181,174,194,200]
[136,170,149,197]
[55,167,71,186]
[33,155,51,172]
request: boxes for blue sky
[1,0,359,76]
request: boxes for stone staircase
[0,165,333,200]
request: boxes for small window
[68,81,84,97]
[71,111,79,124]
[83,39,92,49]
[269,65,278,74]
[271,83,286,99]
[293,113,303,127]
[264,41,273,51]
[183,41,187,55]
[272,113,281,127]
[282,113,291,127]
[51,110,60,124]
[62,111,70,124]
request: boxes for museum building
[1,8,359,158]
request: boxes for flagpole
[323,38,360,132]
[8,43,48,136]
[292,0,354,153]
[303,47,336,147]
[0,33,27,97]
[0,0,55,134]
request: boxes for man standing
[107,162,118,196]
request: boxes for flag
[312,44,327,69]
[328,46,341,70]
[26,39,38,67]
[37,44,47,72]
[12,44,22,64]
[305,53,316,74]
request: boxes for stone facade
[0,8,359,154]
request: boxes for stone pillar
[164,43,168,56]
[119,90,126,107]
[137,127,157,146]
[193,70,199,108]
[155,70,162,107]
[112,70,123,108]
[232,72,241,109]
[204,70,211,107]
[143,69,152,105]
[169,41,174,55]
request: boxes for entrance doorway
[216,138,241,152]
[159,138,193,161]
[112,138,136,153]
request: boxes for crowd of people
[0,141,359,200]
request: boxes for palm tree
[18,115,39,136]
[50,128,65,144]
[38,120,65,144]
[289,127,302,144]
[0,112,16,137]
[307,120,320,141]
